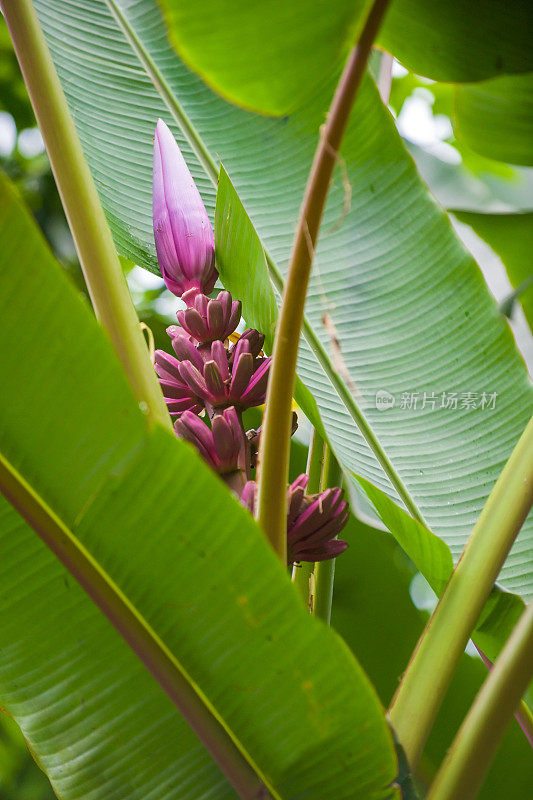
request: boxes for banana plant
[0,1,532,799]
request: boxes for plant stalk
[313,448,343,624]
[1,0,171,431]
[293,429,325,609]
[475,644,533,748]
[256,0,392,560]
[388,415,533,769]
[427,600,533,800]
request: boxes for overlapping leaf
[454,73,533,167]
[34,1,533,604]
[378,0,533,82]
[159,0,371,115]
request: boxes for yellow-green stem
[475,645,533,748]
[427,600,533,800]
[1,0,171,431]
[256,0,392,561]
[313,448,343,624]
[389,416,533,769]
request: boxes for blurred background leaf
[454,74,533,167]
[452,212,533,328]
[386,63,533,335]
[0,22,35,129]
[0,716,53,800]
[377,0,533,82]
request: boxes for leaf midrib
[104,0,426,527]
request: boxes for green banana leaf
[159,0,371,115]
